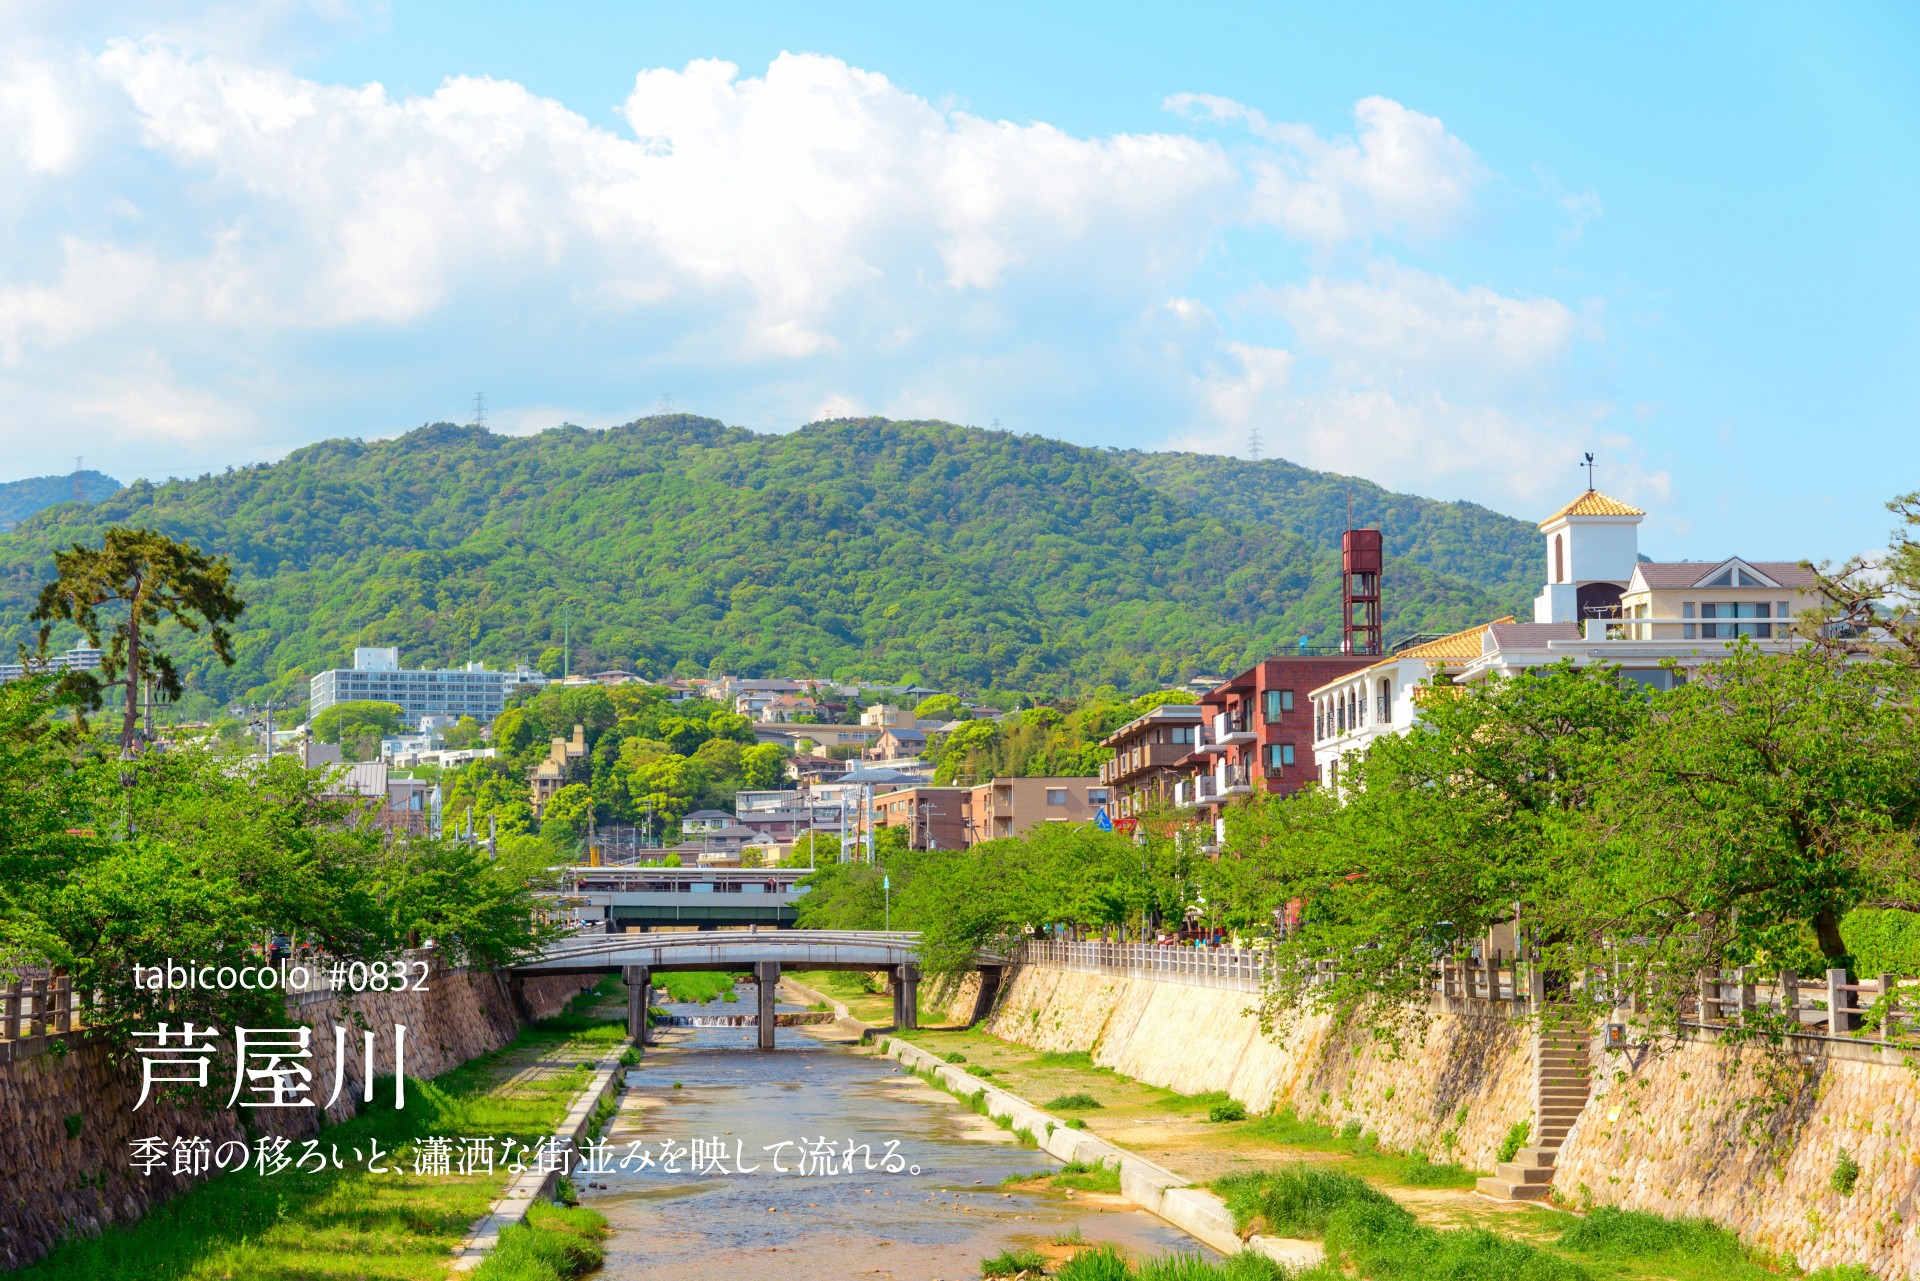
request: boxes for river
[581,989,1205,1279]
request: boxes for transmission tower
[1248,426,1262,461]
[472,392,486,428]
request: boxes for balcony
[1174,775,1221,808]
[1217,760,1253,796]
[1211,709,1255,748]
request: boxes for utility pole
[863,783,874,863]
[562,601,571,679]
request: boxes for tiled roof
[1538,490,1646,526]
[1392,617,1515,661]
[1484,622,1584,651]
[1307,618,1514,694]
[1633,560,1819,590]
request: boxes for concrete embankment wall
[985,962,1920,1276]
[0,966,591,1272]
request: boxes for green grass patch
[1047,1092,1104,1110]
[1054,1243,1299,1280]
[982,1246,1051,1276]
[1216,1164,1400,1239]
[1325,1197,1589,1280]
[1051,1159,1123,1194]
[16,978,625,1281]
[1035,1049,1096,1068]
[470,1201,609,1280]
[1238,1107,1478,1188]
[1208,1100,1248,1123]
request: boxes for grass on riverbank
[653,971,745,1004]
[468,1201,609,1281]
[17,978,627,1281]
[787,968,895,1023]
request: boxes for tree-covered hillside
[0,417,1540,705]
[0,470,123,531]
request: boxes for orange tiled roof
[1390,617,1514,662]
[1539,489,1645,526]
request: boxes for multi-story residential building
[965,776,1108,843]
[1172,655,1378,828]
[1098,703,1204,819]
[864,726,927,762]
[1313,488,1821,786]
[860,703,916,729]
[309,647,544,728]
[867,786,973,849]
[0,642,104,684]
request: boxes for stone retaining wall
[1554,1034,1920,1275]
[0,967,591,1272]
[983,962,1533,1171]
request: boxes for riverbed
[582,989,1205,1279]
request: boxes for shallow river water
[582,995,1204,1280]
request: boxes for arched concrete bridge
[509,930,965,1050]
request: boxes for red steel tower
[1341,528,1383,656]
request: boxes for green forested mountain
[0,470,123,531]
[0,417,1542,705]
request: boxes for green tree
[311,700,404,744]
[30,526,244,754]
[1811,489,1920,666]
[443,715,483,748]
[540,783,594,848]
[913,693,966,721]
[1550,644,1920,1004]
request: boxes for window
[1282,743,1295,767]
[1087,788,1109,804]
[1264,689,1281,722]
[1378,677,1392,723]
[1265,743,1294,770]
[1554,534,1565,583]
[1281,690,1294,712]
[1700,602,1773,639]
[1045,788,1068,807]
[1171,725,1195,744]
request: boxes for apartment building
[868,785,973,849]
[966,776,1109,843]
[1173,655,1377,824]
[309,647,544,728]
[1098,703,1204,819]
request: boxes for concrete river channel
[582,987,1203,1279]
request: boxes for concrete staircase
[1476,1015,1592,1202]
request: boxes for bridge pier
[755,961,780,1050]
[893,963,920,1030]
[625,966,652,1045]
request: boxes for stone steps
[1479,1013,1595,1203]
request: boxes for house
[680,809,734,836]
[327,760,434,835]
[528,724,587,814]
[757,693,819,723]
[1098,703,1204,819]
[863,726,927,762]
[1312,487,1821,787]
[787,753,851,784]
[859,703,916,729]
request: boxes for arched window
[1554,534,1565,583]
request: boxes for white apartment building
[1311,489,1821,787]
[309,646,545,728]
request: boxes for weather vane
[1582,451,1596,491]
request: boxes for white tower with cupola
[1533,490,1646,624]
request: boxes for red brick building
[1174,655,1378,833]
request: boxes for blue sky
[1,2,1914,563]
